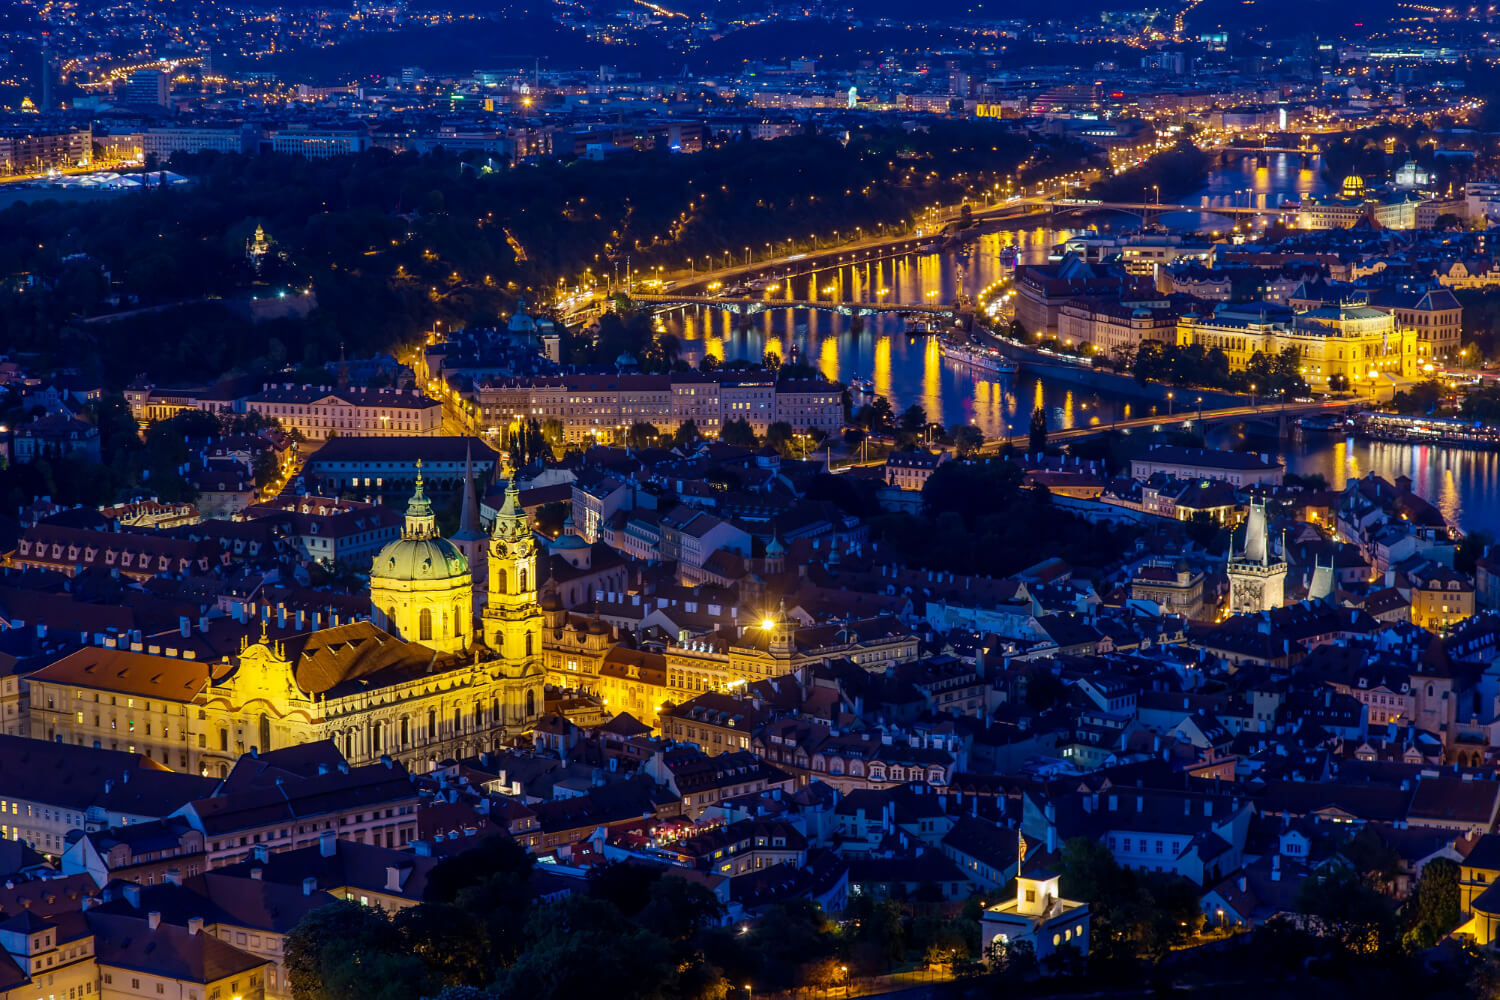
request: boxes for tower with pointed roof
[1226,500,1286,615]
[1307,557,1335,603]
[368,464,474,655]
[482,480,542,672]
[450,444,488,596]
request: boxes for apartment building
[0,124,92,176]
[468,372,842,443]
[245,385,442,441]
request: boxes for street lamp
[1167,390,1174,416]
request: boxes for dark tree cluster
[1089,138,1211,204]
[863,456,1135,576]
[282,837,987,1000]
[1132,341,1308,397]
[0,124,1082,389]
[0,396,278,511]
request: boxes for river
[657,155,1499,533]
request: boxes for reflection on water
[1280,437,1500,536]
[664,227,1154,438]
[1111,152,1338,234]
[1188,152,1334,206]
[660,155,1499,533]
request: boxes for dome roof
[551,533,588,551]
[371,465,469,583]
[766,535,786,556]
[371,535,469,582]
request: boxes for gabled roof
[89,911,267,984]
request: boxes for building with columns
[27,480,545,777]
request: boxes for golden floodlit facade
[28,479,544,776]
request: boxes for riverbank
[659,203,1047,297]
[976,331,1247,409]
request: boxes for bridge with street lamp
[1023,197,1291,226]
[979,398,1361,454]
[632,292,965,329]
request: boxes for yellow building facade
[28,481,546,777]
[1177,301,1418,392]
[369,467,473,655]
[542,601,921,730]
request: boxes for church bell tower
[482,480,542,670]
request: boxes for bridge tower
[1226,501,1286,615]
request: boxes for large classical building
[245,385,442,441]
[1372,287,1463,365]
[1011,254,1156,336]
[1176,300,1419,392]
[1296,174,1423,231]
[467,372,843,442]
[27,479,545,777]
[1056,299,1182,363]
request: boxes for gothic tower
[1226,500,1286,615]
[450,444,488,599]
[482,480,542,668]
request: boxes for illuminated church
[27,467,545,777]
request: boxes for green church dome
[371,535,469,582]
[370,462,470,583]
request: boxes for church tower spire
[482,477,541,670]
[450,444,489,608]
[403,461,436,539]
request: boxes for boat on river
[941,340,1017,376]
[1297,414,1347,434]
